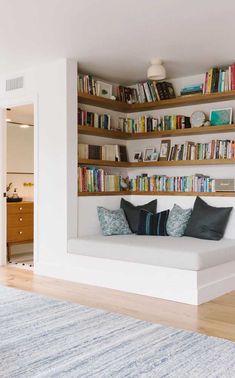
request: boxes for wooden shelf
[78,93,129,112]
[78,159,130,167]
[78,90,235,113]
[78,124,235,140]
[78,158,235,168]
[78,125,128,139]
[78,191,235,197]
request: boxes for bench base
[35,254,235,305]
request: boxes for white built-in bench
[67,195,235,305]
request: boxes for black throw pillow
[120,198,157,233]
[184,196,232,240]
[137,209,169,236]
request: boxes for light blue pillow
[166,204,192,237]
[97,207,132,236]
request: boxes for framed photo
[97,81,112,99]
[143,148,154,162]
[133,152,142,162]
[210,108,232,126]
[159,139,171,161]
[151,151,159,161]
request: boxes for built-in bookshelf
[78,124,235,140]
[78,191,235,197]
[78,90,235,113]
[78,84,235,197]
[78,158,235,168]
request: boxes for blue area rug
[0,286,234,378]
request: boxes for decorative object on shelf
[133,152,142,162]
[180,84,203,96]
[147,59,166,80]
[204,120,211,127]
[210,108,232,126]
[120,177,129,190]
[143,148,155,162]
[159,139,171,161]
[97,81,112,99]
[190,111,206,128]
[215,178,235,192]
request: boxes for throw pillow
[137,209,169,236]
[97,207,132,236]
[166,204,192,237]
[184,197,233,240]
[120,198,157,233]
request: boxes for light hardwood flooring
[0,266,235,342]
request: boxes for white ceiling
[1,0,235,84]
[6,105,34,125]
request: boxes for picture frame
[151,151,159,161]
[133,152,142,162]
[210,108,232,126]
[143,148,154,162]
[97,81,112,99]
[159,139,171,161]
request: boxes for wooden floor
[0,266,235,342]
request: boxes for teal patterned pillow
[166,204,192,237]
[97,207,132,236]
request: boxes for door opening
[6,104,34,269]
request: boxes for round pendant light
[147,59,166,80]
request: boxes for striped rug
[0,286,234,378]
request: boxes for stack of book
[78,143,128,161]
[78,109,111,130]
[129,174,215,193]
[180,84,203,96]
[78,167,122,192]
[168,139,235,161]
[78,75,97,95]
[117,81,176,104]
[203,64,235,94]
[118,115,191,133]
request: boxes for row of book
[117,81,176,104]
[78,108,111,130]
[78,75,97,96]
[203,64,235,94]
[129,174,215,193]
[167,139,235,161]
[78,143,128,161]
[118,115,191,133]
[78,167,122,192]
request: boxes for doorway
[6,105,34,269]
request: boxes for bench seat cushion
[68,235,235,271]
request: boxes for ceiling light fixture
[20,124,30,128]
[147,58,166,80]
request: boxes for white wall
[0,58,78,270]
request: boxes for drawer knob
[19,231,23,235]
[19,207,23,211]
[19,218,23,222]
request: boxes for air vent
[5,76,24,91]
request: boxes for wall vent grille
[5,76,24,91]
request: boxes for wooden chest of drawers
[7,201,34,259]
